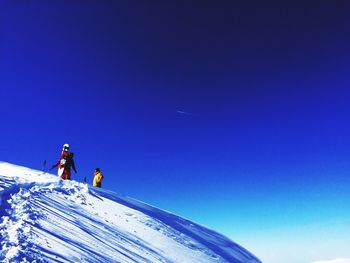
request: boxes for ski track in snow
[0,162,262,263]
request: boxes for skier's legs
[61,170,71,180]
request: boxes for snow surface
[0,162,262,263]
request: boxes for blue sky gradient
[1,2,350,262]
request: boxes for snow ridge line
[0,183,44,262]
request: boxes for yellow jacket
[93,171,103,187]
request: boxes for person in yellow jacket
[93,168,104,188]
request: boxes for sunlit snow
[0,162,261,263]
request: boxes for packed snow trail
[0,162,262,263]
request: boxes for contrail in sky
[176,110,194,116]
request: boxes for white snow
[0,162,261,263]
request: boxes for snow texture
[0,162,261,263]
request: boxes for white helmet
[63,143,70,151]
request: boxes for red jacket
[58,151,69,169]
[52,151,76,173]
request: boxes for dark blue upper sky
[1,2,350,260]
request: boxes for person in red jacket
[51,143,77,180]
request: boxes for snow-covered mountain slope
[0,162,261,263]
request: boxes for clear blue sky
[1,2,350,262]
